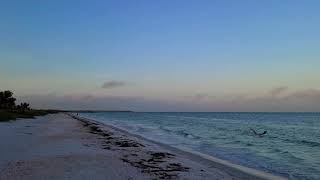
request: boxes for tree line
[0,90,30,112]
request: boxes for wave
[280,151,304,162]
[283,139,320,147]
[300,140,320,147]
[176,130,202,139]
[159,126,201,140]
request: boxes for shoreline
[0,112,287,179]
[69,113,287,180]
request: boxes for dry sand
[0,113,286,180]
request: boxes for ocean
[79,112,320,180]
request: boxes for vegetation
[0,91,16,109]
[0,90,59,122]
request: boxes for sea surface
[79,112,320,180]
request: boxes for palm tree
[15,102,30,112]
[21,102,30,111]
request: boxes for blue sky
[1,0,320,111]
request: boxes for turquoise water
[79,112,320,179]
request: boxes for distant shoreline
[67,110,133,113]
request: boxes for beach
[0,113,286,180]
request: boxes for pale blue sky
[1,0,320,111]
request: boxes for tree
[19,102,30,112]
[0,90,16,109]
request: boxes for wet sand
[0,113,286,180]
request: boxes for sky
[1,0,320,111]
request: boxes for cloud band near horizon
[17,87,320,112]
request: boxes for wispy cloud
[102,81,127,89]
[269,86,289,96]
[285,89,320,100]
[185,93,216,101]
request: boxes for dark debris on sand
[120,152,189,179]
[76,116,190,180]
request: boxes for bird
[250,128,267,137]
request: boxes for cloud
[269,86,289,96]
[102,81,127,89]
[217,88,320,112]
[286,89,320,99]
[16,88,320,112]
[186,93,216,101]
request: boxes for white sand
[0,113,286,180]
